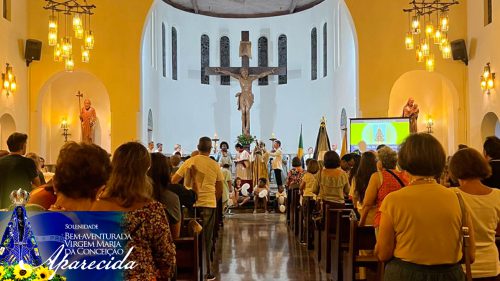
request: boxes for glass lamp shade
[440,12,449,32]
[10,77,16,92]
[65,57,75,72]
[405,32,414,50]
[426,54,435,72]
[75,27,84,39]
[61,37,72,58]
[72,14,82,31]
[481,78,487,90]
[483,65,491,79]
[85,30,94,50]
[54,44,63,62]
[421,39,430,57]
[434,29,442,44]
[411,16,420,33]
[425,22,434,37]
[48,15,57,29]
[48,29,58,46]
[416,46,424,62]
[81,47,90,63]
[442,43,451,59]
[488,75,495,89]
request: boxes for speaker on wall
[25,39,42,66]
[451,39,468,66]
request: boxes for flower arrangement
[0,263,66,281]
[236,134,255,146]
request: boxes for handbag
[455,191,473,281]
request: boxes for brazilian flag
[297,125,304,166]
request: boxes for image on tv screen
[349,118,410,152]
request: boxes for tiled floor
[214,212,327,281]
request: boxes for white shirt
[270,148,283,170]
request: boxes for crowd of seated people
[0,130,499,280]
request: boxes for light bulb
[411,16,420,33]
[434,29,442,44]
[65,57,74,72]
[481,79,487,90]
[75,26,84,39]
[54,44,62,62]
[10,78,16,92]
[3,79,9,89]
[48,29,57,46]
[426,54,435,72]
[61,37,72,58]
[425,22,434,37]
[442,43,451,59]
[85,30,94,50]
[48,15,57,29]
[488,78,494,89]
[440,12,449,32]
[81,46,90,63]
[72,14,82,31]
[483,65,490,79]
[416,46,424,62]
[405,32,414,50]
[421,39,430,57]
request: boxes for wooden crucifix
[206,31,286,136]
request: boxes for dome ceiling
[163,0,325,18]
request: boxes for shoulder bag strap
[455,191,473,281]
[385,169,406,188]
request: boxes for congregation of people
[0,131,499,280]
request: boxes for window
[311,27,318,80]
[201,34,210,84]
[220,36,230,85]
[485,0,493,26]
[172,27,177,80]
[162,23,166,77]
[323,23,327,77]
[278,34,287,85]
[3,0,10,21]
[258,36,269,86]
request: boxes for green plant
[236,134,255,146]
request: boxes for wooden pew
[173,222,201,281]
[314,201,344,262]
[300,196,316,249]
[319,202,349,273]
[328,209,352,281]
[343,216,384,281]
[293,189,301,237]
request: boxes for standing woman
[450,148,500,281]
[317,151,350,205]
[350,151,378,225]
[92,142,176,280]
[376,133,475,281]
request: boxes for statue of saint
[251,141,269,188]
[214,67,276,136]
[402,98,420,134]
[80,99,97,143]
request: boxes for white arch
[0,113,16,150]
[481,112,500,141]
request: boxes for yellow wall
[27,0,153,152]
[345,0,469,145]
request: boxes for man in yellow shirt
[172,137,223,281]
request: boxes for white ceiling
[163,0,324,18]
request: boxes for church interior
[0,0,500,280]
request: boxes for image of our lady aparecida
[0,189,43,266]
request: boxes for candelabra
[61,119,71,142]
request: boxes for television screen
[349,118,410,152]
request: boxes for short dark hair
[398,133,446,177]
[274,140,281,147]
[7,133,28,152]
[259,178,267,185]
[220,141,229,149]
[484,136,500,159]
[197,136,212,153]
[223,163,230,169]
[235,143,243,149]
[450,148,492,180]
[458,144,468,150]
[324,151,341,169]
[156,143,163,148]
[307,159,319,174]
[292,157,302,167]
[54,142,111,200]
[341,153,353,162]
[376,144,387,150]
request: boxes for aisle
[214,212,327,281]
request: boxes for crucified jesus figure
[215,67,276,136]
